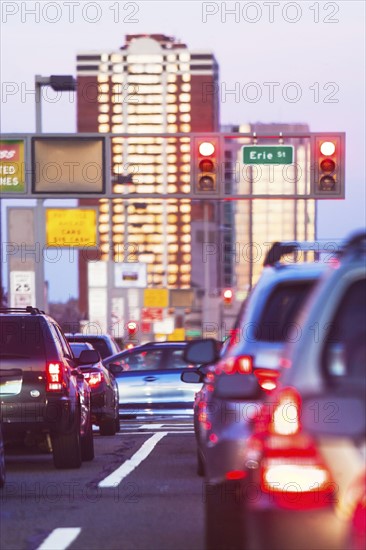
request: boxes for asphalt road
[0,418,206,550]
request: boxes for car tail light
[83,371,104,388]
[217,355,253,375]
[259,387,335,508]
[46,362,63,392]
[254,368,280,392]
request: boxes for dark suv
[0,307,94,469]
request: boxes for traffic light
[192,137,219,195]
[222,288,233,306]
[312,133,345,198]
[127,321,137,336]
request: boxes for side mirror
[301,395,365,438]
[181,369,204,384]
[109,363,123,376]
[184,339,221,365]
[78,349,100,365]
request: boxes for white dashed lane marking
[98,432,167,488]
[36,528,81,550]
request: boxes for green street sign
[243,145,294,165]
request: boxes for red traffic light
[199,141,215,156]
[127,321,138,336]
[312,134,344,197]
[223,288,233,305]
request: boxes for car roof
[103,341,187,362]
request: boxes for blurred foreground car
[65,333,121,360]
[0,423,5,488]
[192,231,366,550]
[103,341,202,416]
[69,342,121,435]
[182,241,329,479]
[0,307,94,469]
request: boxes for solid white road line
[36,528,81,550]
[117,431,194,435]
[98,432,167,488]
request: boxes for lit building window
[168,124,178,132]
[112,115,123,123]
[98,114,109,124]
[180,114,191,123]
[181,83,191,92]
[167,64,178,73]
[98,75,109,83]
[111,74,123,83]
[180,124,191,132]
[111,54,123,63]
[179,53,190,62]
[179,93,190,102]
[179,104,191,113]
[179,63,190,72]
[112,125,124,133]
[182,74,191,82]
[98,94,109,103]
[167,74,177,83]
[167,84,177,93]
[98,124,110,132]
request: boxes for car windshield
[255,281,316,342]
[0,317,45,358]
[71,338,110,359]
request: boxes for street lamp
[35,74,76,132]
[33,74,77,310]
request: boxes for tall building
[76,34,220,317]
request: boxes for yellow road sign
[144,288,169,308]
[46,208,97,247]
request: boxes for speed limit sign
[10,271,35,308]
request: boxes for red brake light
[259,387,335,507]
[218,355,253,375]
[83,371,104,388]
[46,362,63,391]
[254,369,279,392]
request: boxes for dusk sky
[1,1,365,301]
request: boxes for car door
[152,348,201,405]
[107,348,167,409]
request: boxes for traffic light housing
[192,137,219,195]
[312,133,345,198]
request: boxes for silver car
[182,241,332,481]
[103,341,202,416]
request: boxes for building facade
[76,34,220,317]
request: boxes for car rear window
[0,317,46,358]
[255,281,316,342]
[73,338,109,359]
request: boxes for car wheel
[205,479,247,550]
[115,412,120,433]
[81,414,94,461]
[100,415,117,436]
[197,448,205,477]
[0,447,5,489]
[51,414,82,469]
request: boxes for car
[188,230,366,550]
[0,307,94,469]
[181,240,329,481]
[65,333,121,360]
[103,341,202,417]
[69,341,121,435]
[0,423,5,488]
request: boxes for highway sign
[243,145,294,165]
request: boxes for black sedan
[69,342,121,436]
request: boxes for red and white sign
[141,307,163,322]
